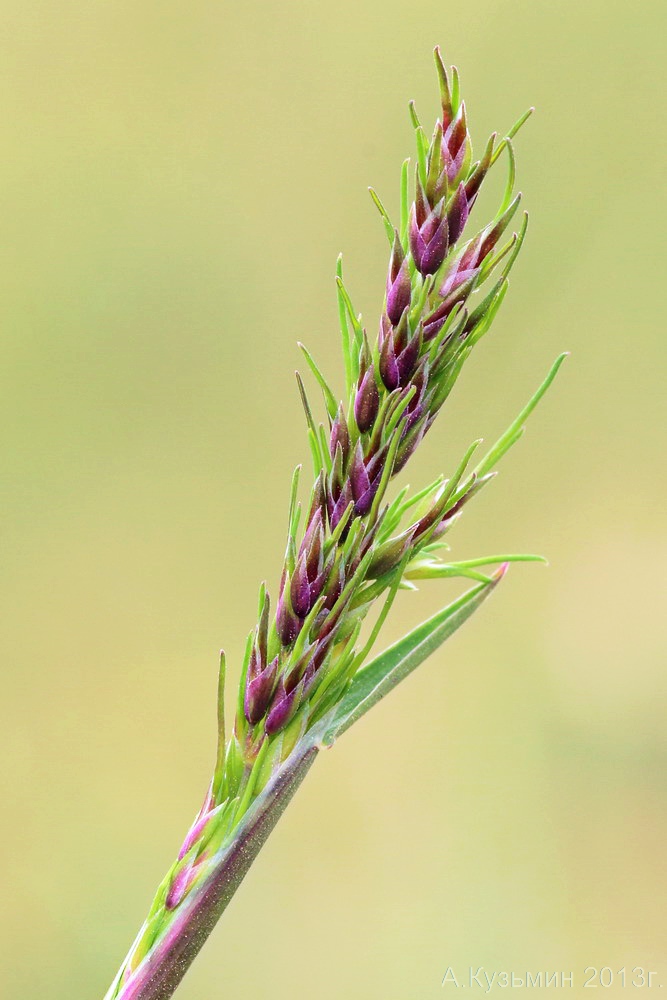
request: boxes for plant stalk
[104,741,319,1000]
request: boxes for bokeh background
[1,2,665,997]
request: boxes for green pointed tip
[368,186,395,245]
[408,99,422,131]
[492,107,535,164]
[433,46,451,107]
[450,66,461,113]
[474,353,568,479]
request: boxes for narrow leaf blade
[322,569,506,744]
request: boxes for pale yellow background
[1,2,665,998]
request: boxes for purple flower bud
[354,368,380,433]
[459,235,483,272]
[367,529,416,578]
[310,633,333,673]
[290,553,313,618]
[276,576,300,646]
[394,422,425,473]
[299,507,324,579]
[329,440,346,495]
[319,601,345,640]
[349,442,383,516]
[378,312,392,351]
[327,479,353,531]
[379,326,400,391]
[422,264,477,343]
[244,655,279,725]
[247,643,263,682]
[265,678,303,736]
[307,473,326,527]
[386,233,411,325]
[349,442,371,501]
[403,360,428,428]
[396,326,422,386]
[442,103,468,182]
[446,183,469,244]
[256,590,270,669]
[440,264,478,301]
[329,404,350,462]
[379,311,421,391]
[409,188,449,276]
[424,292,464,341]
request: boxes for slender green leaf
[298,343,339,420]
[491,107,534,165]
[400,158,410,246]
[336,255,353,397]
[322,569,506,744]
[474,354,568,479]
[369,187,395,245]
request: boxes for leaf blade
[322,568,506,744]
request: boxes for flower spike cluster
[233,48,531,748]
[104,50,563,1000]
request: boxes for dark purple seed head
[386,233,411,325]
[444,103,467,160]
[349,445,385,516]
[329,404,350,463]
[256,591,270,667]
[423,299,452,341]
[396,326,422,387]
[276,577,301,646]
[353,471,382,517]
[378,311,392,350]
[321,559,345,612]
[349,442,371,503]
[379,326,400,391]
[329,441,346,498]
[299,507,324,579]
[244,655,279,726]
[283,644,313,694]
[367,529,415,578]
[310,634,333,673]
[388,229,406,285]
[264,678,303,736]
[394,421,426,474]
[364,441,387,484]
[247,643,263,682]
[327,480,353,532]
[386,262,410,327]
[409,199,449,276]
[290,554,312,619]
[354,368,380,433]
[440,264,478,301]
[447,182,470,244]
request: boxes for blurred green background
[1,1,665,997]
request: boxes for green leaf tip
[473,352,568,480]
[368,187,395,244]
